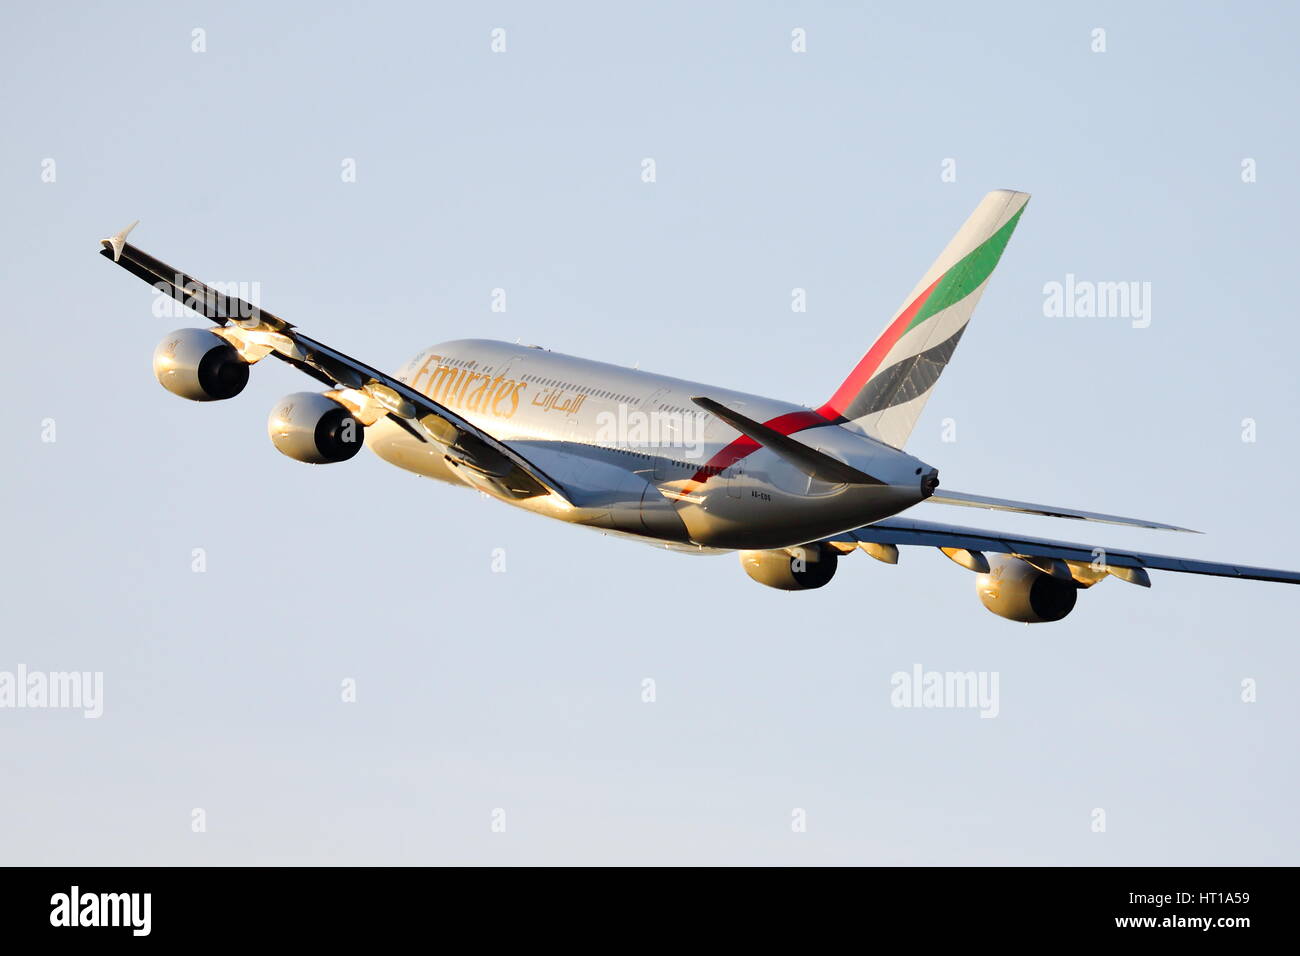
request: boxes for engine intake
[268,392,365,464]
[153,328,249,401]
[975,554,1078,623]
[740,545,839,591]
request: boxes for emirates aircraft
[100,190,1300,622]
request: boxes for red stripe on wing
[681,409,831,492]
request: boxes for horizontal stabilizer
[925,489,1197,533]
[691,397,883,486]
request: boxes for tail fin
[817,189,1029,448]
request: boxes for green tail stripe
[905,207,1024,334]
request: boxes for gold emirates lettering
[408,355,526,418]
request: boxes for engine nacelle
[975,554,1078,623]
[268,392,365,464]
[153,328,250,401]
[740,545,839,591]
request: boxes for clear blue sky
[2,1,1297,864]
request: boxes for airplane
[98,189,1300,623]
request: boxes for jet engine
[975,554,1079,623]
[267,392,365,464]
[740,544,839,591]
[152,328,250,401]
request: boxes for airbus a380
[99,190,1300,623]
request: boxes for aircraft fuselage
[366,339,936,551]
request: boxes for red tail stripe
[814,275,943,420]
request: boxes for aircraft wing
[822,516,1300,585]
[923,489,1197,533]
[99,223,573,504]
